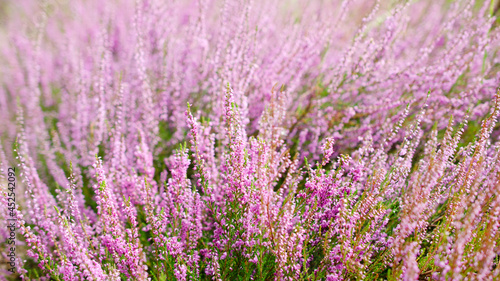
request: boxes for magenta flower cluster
[1,0,500,280]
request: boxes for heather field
[1,0,500,280]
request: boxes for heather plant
[1,0,500,280]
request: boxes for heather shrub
[1,0,500,280]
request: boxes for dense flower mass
[1,0,500,280]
